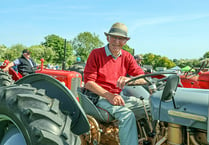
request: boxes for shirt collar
[105,44,122,59]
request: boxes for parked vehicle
[180,59,209,89]
[0,58,83,99]
[68,62,85,82]
[0,59,89,145]
[78,72,209,144]
[1,58,209,145]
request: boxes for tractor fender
[15,73,90,135]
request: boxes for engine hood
[150,87,209,130]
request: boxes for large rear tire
[0,70,14,87]
[0,84,81,145]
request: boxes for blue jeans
[96,93,150,145]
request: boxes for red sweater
[84,47,144,94]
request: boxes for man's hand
[117,76,131,89]
[85,81,125,106]
[127,78,147,86]
[2,67,9,72]
[105,92,125,106]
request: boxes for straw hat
[104,22,130,39]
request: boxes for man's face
[107,35,128,52]
[136,58,142,64]
[23,53,30,59]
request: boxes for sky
[0,0,209,60]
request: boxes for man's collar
[105,45,122,59]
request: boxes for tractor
[0,58,89,145]
[0,58,209,145]
[78,72,209,145]
[180,59,209,89]
[0,58,83,100]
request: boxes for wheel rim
[0,115,27,145]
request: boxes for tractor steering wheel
[125,72,177,91]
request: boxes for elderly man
[84,22,149,145]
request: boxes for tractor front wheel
[0,84,81,145]
[0,70,14,87]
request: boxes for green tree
[203,51,209,59]
[3,44,27,61]
[191,59,200,67]
[29,45,55,64]
[173,59,185,68]
[42,34,73,65]
[122,44,134,55]
[0,45,8,62]
[143,53,175,69]
[71,32,104,62]
[143,53,157,68]
[156,57,176,68]
[173,59,200,68]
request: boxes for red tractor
[180,59,209,89]
[0,58,89,145]
[1,58,83,89]
[0,58,83,100]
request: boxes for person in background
[84,22,149,145]
[76,57,81,63]
[3,49,37,76]
[134,54,143,66]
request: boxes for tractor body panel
[198,71,209,89]
[36,69,82,97]
[150,87,209,130]
[180,75,199,88]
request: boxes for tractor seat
[77,87,114,122]
[9,67,22,81]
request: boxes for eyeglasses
[109,35,128,42]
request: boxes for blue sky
[0,0,208,60]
